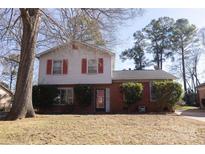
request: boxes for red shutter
[63,59,68,74]
[81,58,87,74]
[98,58,104,73]
[46,59,52,75]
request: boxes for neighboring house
[0,83,13,112]
[37,40,176,114]
[197,83,205,109]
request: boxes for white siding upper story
[38,41,115,85]
[37,41,176,85]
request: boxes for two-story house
[37,40,176,113]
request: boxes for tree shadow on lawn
[34,111,174,117]
[0,111,177,121]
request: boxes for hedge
[152,81,182,111]
[74,85,93,107]
[32,85,59,107]
[121,82,143,105]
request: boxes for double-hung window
[88,59,97,74]
[53,60,62,75]
[57,88,74,105]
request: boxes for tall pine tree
[120,31,149,70]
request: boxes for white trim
[106,88,110,113]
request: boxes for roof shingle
[112,70,177,80]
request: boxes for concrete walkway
[175,109,205,122]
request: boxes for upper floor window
[88,59,97,74]
[81,58,104,74]
[47,59,68,75]
[53,60,62,75]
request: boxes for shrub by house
[121,82,143,107]
[74,85,93,107]
[152,81,182,112]
[32,85,59,108]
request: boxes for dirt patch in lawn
[0,114,204,144]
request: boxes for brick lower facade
[37,81,160,114]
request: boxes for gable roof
[36,40,115,58]
[0,83,13,96]
[112,70,177,81]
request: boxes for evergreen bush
[121,82,143,105]
[74,85,92,107]
[152,81,182,111]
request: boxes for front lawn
[0,114,204,144]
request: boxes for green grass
[0,114,205,144]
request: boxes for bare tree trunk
[9,75,12,90]
[9,65,13,90]
[181,45,187,102]
[156,50,160,70]
[194,63,200,87]
[155,41,161,70]
[186,79,191,90]
[191,74,196,93]
[139,59,142,70]
[7,9,41,120]
[160,51,163,70]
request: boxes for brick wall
[198,86,205,109]
[37,81,160,114]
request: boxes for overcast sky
[114,8,205,83]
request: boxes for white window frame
[87,59,98,74]
[52,60,63,75]
[57,88,74,105]
[66,88,74,105]
[150,82,157,102]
